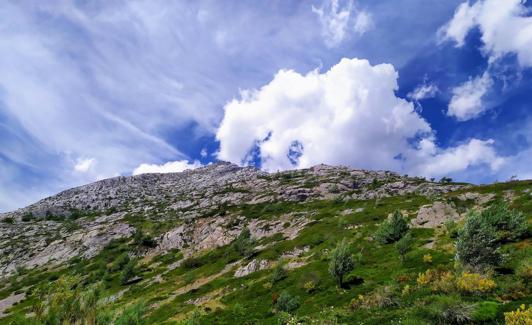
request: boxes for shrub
[276,291,300,313]
[471,301,498,323]
[515,258,532,284]
[21,213,34,222]
[374,210,409,244]
[445,221,459,238]
[456,211,502,272]
[2,217,14,224]
[328,239,354,287]
[112,253,131,272]
[401,285,411,296]
[416,269,436,286]
[505,305,532,325]
[421,295,473,325]
[182,256,204,269]
[271,262,287,284]
[456,272,496,294]
[120,260,137,285]
[422,254,433,264]
[303,280,316,293]
[480,201,527,242]
[439,176,453,184]
[395,232,414,263]
[232,227,256,257]
[350,286,398,309]
[432,271,456,293]
[133,229,157,248]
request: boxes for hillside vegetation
[0,163,530,324]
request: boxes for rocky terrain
[0,162,462,275]
[0,162,529,324]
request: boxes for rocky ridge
[0,162,464,275]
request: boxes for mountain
[0,162,530,324]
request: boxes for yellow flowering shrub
[432,271,456,293]
[401,284,411,296]
[516,259,532,283]
[423,254,433,264]
[350,294,366,310]
[504,304,532,325]
[350,287,397,309]
[304,280,316,293]
[416,269,436,286]
[456,272,496,294]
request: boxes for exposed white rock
[234,259,270,277]
[412,202,460,228]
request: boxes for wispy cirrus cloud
[312,0,373,47]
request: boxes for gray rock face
[412,202,461,228]
[0,162,466,276]
[234,259,270,277]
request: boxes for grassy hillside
[1,180,531,324]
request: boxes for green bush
[395,232,414,263]
[2,217,15,224]
[480,201,528,241]
[21,213,34,222]
[374,210,409,244]
[276,291,300,313]
[120,260,137,285]
[456,211,502,272]
[112,253,131,272]
[328,239,354,287]
[271,262,287,284]
[419,295,474,325]
[471,301,499,322]
[445,221,459,238]
[133,229,157,248]
[232,227,256,257]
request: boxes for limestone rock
[234,259,270,277]
[412,202,460,228]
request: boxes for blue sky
[1,0,531,212]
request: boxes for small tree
[439,176,453,184]
[133,229,157,248]
[456,211,502,272]
[120,260,137,285]
[232,227,256,257]
[329,239,355,288]
[480,201,527,242]
[275,291,300,313]
[375,210,409,244]
[271,261,287,284]
[395,232,414,263]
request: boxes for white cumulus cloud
[132,160,202,175]
[411,138,504,177]
[74,158,96,173]
[312,0,373,47]
[440,0,532,67]
[216,57,504,178]
[447,72,492,121]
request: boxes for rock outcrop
[0,162,465,275]
[411,202,461,228]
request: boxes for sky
[1,0,532,212]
